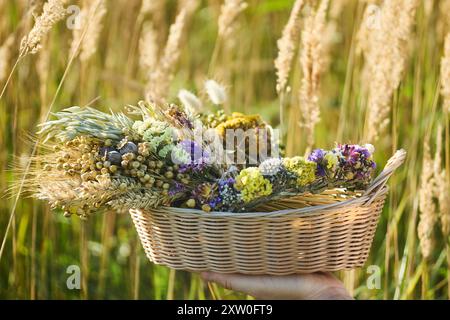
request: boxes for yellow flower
[235,167,272,203]
[283,156,317,187]
[215,113,265,137]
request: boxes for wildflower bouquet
[25,88,406,274]
[29,99,377,218]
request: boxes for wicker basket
[130,150,406,275]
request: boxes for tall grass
[0,0,449,300]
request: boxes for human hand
[201,272,352,300]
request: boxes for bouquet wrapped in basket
[27,96,406,275]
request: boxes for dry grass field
[0,0,449,299]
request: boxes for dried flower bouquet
[28,100,377,218]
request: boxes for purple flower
[168,182,186,196]
[177,140,210,173]
[308,149,325,162]
[308,149,326,176]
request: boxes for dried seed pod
[186,199,196,208]
[121,160,129,168]
[119,142,138,155]
[99,146,114,159]
[165,171,174,179]
[201,204,211,212]
[131,161,141,169]
[122,152,135,161]
[107,151,122,165]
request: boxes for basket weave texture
[130,150,406,275]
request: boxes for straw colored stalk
[20,0,68,56]
[139,21,159,72]
[217,0,248,40]
[0,35,14,82]
[437,0,450,42]
[433,126,450,237]
[36,37,50,108]
[441,33,450,114]
[139,0,163,17]
[145,9,187,104]
[178,0,200,16]
[298,0,329,151]
[418,142,437,261]
[364,0,418,141]
[70,0,107,62]
[274,0,304,96]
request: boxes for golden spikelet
[364,0,418,141]
[0,35,14,82]
[217,0,248,39]
[145,9,188,104]
[70,0,107,61]
[274,0,304,95]
[139,21,158,71]
[107,190,169,213]
[20,0,68,56]
[433,125,450,237]
[437,0,450,42]
[178,0,200,16]
[441,33,450,114]
[298,0,329,151]
[139,0,164,18]
[418,142,437,261]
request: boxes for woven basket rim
[130,185,389,218]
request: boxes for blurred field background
[0,0,449,299]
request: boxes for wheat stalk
[218,0,248,39]
[364,0,418,141]
[145,9,188,104]
[441,33,450,114]
[418,142,437,261]
[20,0,68,56]
[274,0,304,96]
[139,20,159,71]
[433,125,450,237]
[70,0,107,62]
[298,0,329,151]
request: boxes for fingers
[201,272,266,297]
[200,272,302,299]
[200,272,352,300]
